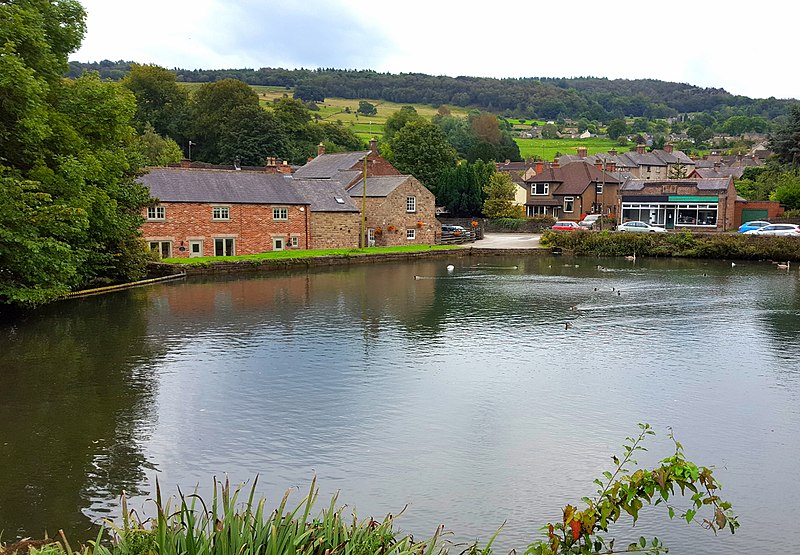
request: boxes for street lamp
[188,140,195,161]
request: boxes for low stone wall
[152,247,554,276]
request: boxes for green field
[515,137,624,161]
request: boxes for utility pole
[361,153,367,248]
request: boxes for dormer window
[530,183,549,195]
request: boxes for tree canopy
[387,121,458,190]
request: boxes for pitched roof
[527,161,620,195]
[621,178,733,192]
[347,175,410,197]
[290,180,359,212]
[692,167,745,180]
[139,168,308,205]
[292,152,368,179]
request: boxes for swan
[777,261,790,270]
[446,264,455,272]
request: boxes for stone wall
[309,212,361,249]
[363,177,440,246]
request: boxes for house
[524,160,621,220]
[348,175,438,246]
[558,145,694,180]
[140,168,310,258]
[619,177,737,231]
[496,160,536,208]
[290,179,361,250]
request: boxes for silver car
[743,224,800,237]
[616,221,667,233]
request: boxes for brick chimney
[663,143,674,154]
[551,158,560,169]
[577,146,588,158]
[369,138,378,154]
[608,149,617,156]
[264,156,277,173]
[606,161,616,172]
[278,160,293,174]
[594,159,604,171]
[535,161,544,173]
[180,159,191,168]
[317,143,325,156]
[636,144,645,154]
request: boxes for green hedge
[541,229,800,260]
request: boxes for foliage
[292,83,324,102]
[769,104,800,167]
[137,124,183,166]
[122,64,190,143]
[218,105,288,166]
[383,105,424,141]
[606,119,628,140]
[526,424,738,555]
[667,162,688,179]
[388,121,458,189]
[190,79,260,162]
[771,170,800,209]
[435,160,494,216]
[357,100,377,116]
[482,172,523,218]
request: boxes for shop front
[621,195,719,230]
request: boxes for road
[473,232,542,249]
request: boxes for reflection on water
[1,256,799,554]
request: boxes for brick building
[524,160,621,220]
[140,168,310,258]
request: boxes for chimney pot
[551,159,560,169]
[317,143,325,156]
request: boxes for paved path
[473,232,542,249]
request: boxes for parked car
[743,223,800,236]
[616,221,667,233]
[442,224,469,236]
[737,220,771,233]
[552,221,583,231]
[579,214,602,229]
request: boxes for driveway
[473,232,542,249]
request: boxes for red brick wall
[734,200,785,227]
[142,202,310,257]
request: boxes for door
[666,209,675,229]
[367,228,375,247]
[742,208,768,222]
[214,238,234,256]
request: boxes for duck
[777,261,790,270]
[446,264,455,272]
[625,254,636,261]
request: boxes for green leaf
[685,509,696,523]
[639,536,646,547]
[668,507,675,519]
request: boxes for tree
[218,105,289,166]
[388,121,457,190]
[137,123,184,166]
[122,64,190,143]
[191,79,260,162]
[606,119,629,140]
[541,123,559,139]
[482,172,522,218]
[293,83,324,102]
[771,171,800,209]
[435,161,493,216]
[668,162,688,179]
[383,105,424,142]
[0,1,152,307]
[769,104,800,167]
[357,100,377,116]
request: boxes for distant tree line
[67,62,796,124]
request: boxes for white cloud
[73,0,798,100]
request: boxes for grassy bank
[541,229,800,260]
[162,245,462,265]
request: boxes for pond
[2,255,799,554]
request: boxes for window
[148,241,171,259]
[214,237,235,256]
[596,182,603,194]
[564,197,574,213]
[367,228,375,247]
[289,236,299,247]
[147,206,165,220]
[273,207,288,220]
[527,205,549,217]
[212,206,230,221]
[406,196,416,213]
[189,240,203,258]
[530,183,549,195]
[272,237,284,251]
[406,228,416,240]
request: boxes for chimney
[606,161,616,172]
[551,158,560,169]
[636,144,645,154]
[594,159,604,171]
[577,146,588,158]
[535,161,544,173]
[180,159,191,169]
[278,160,292,174]
[369,137,378,154]
[713,161,721,169]
[608,149,617,156]
[264,156,277,173]
[317,143,325,156]
[663,143,674,154]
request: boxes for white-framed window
[149,240,172,259]
[596,182,603,194]
[214,237,235,256]
[212,206,230,221]
[147,206,165,221]
[564,197,574,213]
[367,228,375,247]
[527,205,549,217]
[530,183,549,195]
[406,228,416,240]
[273,207,288,220]
[406,196,416,213]
[289,236,299,247]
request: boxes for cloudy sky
[73,0,797,100]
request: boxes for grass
[514,137,625,161]
[161,245,462,265]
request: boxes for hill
[67,61,797,124]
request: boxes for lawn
[515,137,624,161]
[162,244,461,264]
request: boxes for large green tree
[482,172,523,218]
[383,105,424,142]
[122,63,190,146]
[0,0,151,307]
[191,78,260,162]
[769,104,800,167]
[435,160,493,216]
[388,121,458,190]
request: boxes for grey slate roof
[139,168,308,205]
[292,152,368,179]
[290,180,359,212]
[347,175,410,197]
[621,178,733,192]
